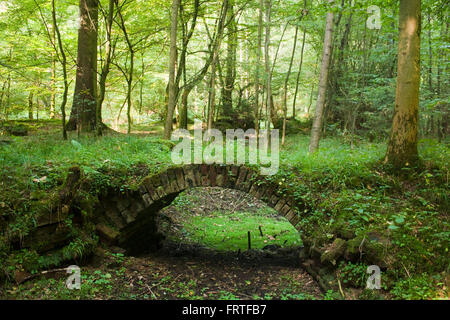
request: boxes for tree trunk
[293,28,306,118]
[264,0,273,130]
[96,0,115,136]
[175,0,200,129]
[282,24,299,145]
[50,22,56,119]
[221,0,237,118]
[384,0,421,168]
[28,92,34,120]
[164,0,181,139]
[207,53,218,129]
[254,0,263,133]
[309,0,334,153]
[52,0,68,140]
[67,0,98,132]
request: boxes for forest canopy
[0,0,447,146]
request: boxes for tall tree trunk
[221,0,237,118]
[50,22,56,119]
[427,12,435,137]
[116,1,134,135]
[96,0,115,136]
[176,0,200,129]
[164,0,181,139]
[384,0,421,168]
[282,24,299,145]
[178,0,228,131]
[309,0,334,153]
[52,0,68,139]
[264,0,273,130]
[207,53,218,129]
[67,0,98,132]
[293,28,306,118]
[254,0,263,133]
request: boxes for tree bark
[67,0,98,132]
[309,0,334,153]
[50,22,56,119]
[264,0,273,130]
[293,28,306,118]
[28,92,34,120]
[51,0,68,139]
[116,1,134,135]
[384,0,421,168]
[176,0,200,129]
[254,0,263,133]
[282,24,299,145]
[96,0,115,136]
[221,0,237,118]
[164,0,181,139]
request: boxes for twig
[17,267,69,284]
[337,279,345,299]
[358,236,366,260]
[401,262,411,278]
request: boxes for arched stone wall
[95,164,304,247]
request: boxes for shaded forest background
[0,0,448,144]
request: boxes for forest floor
[0,245,324,300]
[0,119,449,300]
[1,186,326,300]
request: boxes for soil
[89,242,323,300]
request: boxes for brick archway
[95,164,303,247]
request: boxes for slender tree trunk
[254,0,263,133]
[427,12,435,137]
[181,0,228,131]
[6,76,10,120]
[0,80,6,119]
[221,0,237,118]
[264,0,273,130]
[309,0,334,153]
[50,22,56,119]
[176,0,200,129]
[28,92,34,120]
[207,54,218,129]
[282,25,299,145]
[384,0,421,168]
[293,29,306,118]
[51,0,68,139]
[96,0,115,136]
[127,52,134,134]
[164,0,181,139]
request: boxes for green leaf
[395,217,405,224]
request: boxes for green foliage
[391,274,443,300]
[338,262,369,288]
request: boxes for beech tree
[385,0,422,168]
[164,0,180,139]
[309,0,334,153]
[67,0,99,132]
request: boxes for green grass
[177,209,302,251]
[1,121,449,299]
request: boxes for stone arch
[95,164,304,249]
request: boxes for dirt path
[95,245,323,300]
